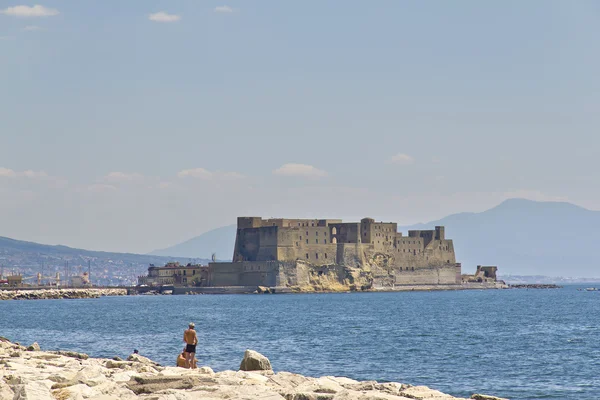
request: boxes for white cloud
[214,5,236,13]
[21,170,48,178]
[23,25,43,31]
[389,153,414,165]
[87,183,117,193]
[177,168,244,180]
[105,172,143,182]
[1,5,59,17]
[273,163,327,178]
[148,11,181,23]
[0,167,17,178]
[0,168,49,178]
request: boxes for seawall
[0,288,127,300]
[0,337,508,400]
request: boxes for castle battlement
[233,217,455,268]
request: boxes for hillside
[154,199,600,278]
[0,236,206,286]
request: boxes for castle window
[296,242,299,246]
[324,253,327,258]
[324,232,327,236]
[306,253,309,259]
[315,253,318,259]
[323,239,326,244]
[300,236,302,240]
[312,223,314,227]
[412,267,414,271]
[316,232,318,236]
[306,231,308,236]
[306,239,309,244]
[316,239,318,244]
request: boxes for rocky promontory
[0,288,127,301]
[0,337,508,400]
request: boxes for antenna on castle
[211,253,216,262]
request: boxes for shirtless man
[183,322,198,369]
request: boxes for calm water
[1,287,599,399]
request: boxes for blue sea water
[1,286,599,399]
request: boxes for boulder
[126,375,210,395]
[12,381,54,400]
[239,349,272,371]
[26,342,41,351]
[400,385,456,399]
[49,350,89,360]
[471,395,509,400]
[127,353,161,366]
[105,360,132,369]
[0,380,14,399]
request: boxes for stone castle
[206,217,462,290]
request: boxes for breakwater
[508,284,562,289]
[0,337,506,400]
[0,288,127,300]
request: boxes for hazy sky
[1,1,599,253]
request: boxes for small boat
[584,287,598,291]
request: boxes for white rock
[12,380,54,400]
[239,349,272,371]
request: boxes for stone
[105,360,132,369]
[26,342,41,351]
[471,395,509,400]
[239,349,273,371]
[400,385,456,399]
[198,366,214,374]
[49,350,89,360]
[127,353,161,366]
[0,380,14,399]
[12,380,55,400]
[126,375,210,395]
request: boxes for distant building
[462,265,500,283]
[138,262,207,286]
[70,272,91,288]
[7,275,23,287]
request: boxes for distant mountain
[149,225,237,260]
[150,199,600,278]
[400,198,600,277]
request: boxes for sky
[1,1,599,253]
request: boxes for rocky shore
[0,337,508,400]
[0,288,127,301]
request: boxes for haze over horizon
[2,1,599,253]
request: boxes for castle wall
[207,260,311,288]
[393,264,459,285]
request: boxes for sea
[1,285,599,400]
